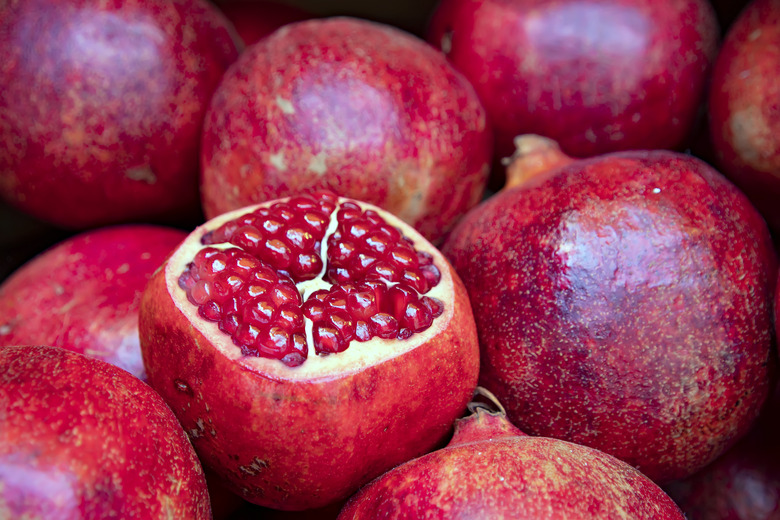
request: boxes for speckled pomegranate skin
[442,150,778,483]
[426,0,720,160]
[200,17,492,243]
[0,345,210,519]
[338,407,685,519]
[708,0,780,232]
[0,0,240,229]
[0,225,186,380]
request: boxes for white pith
[165,197,454,381]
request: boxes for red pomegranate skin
[0,224,186,380]
[442,148,778,483]
[0,0,240,230]
[708,0,780,232]
[338,404,686,519]
[426,0,720,161]
[200,17,492,243]
[0,345,211,519]
[214,0,311,46]
[664,382,780,519]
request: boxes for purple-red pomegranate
[0,345,210,519]
[338,388,685,519]
[200,17,492,244]
[0,0,240,229]
[214,0,311,46]
[426,0,720,162]
[708,0,780,232]
[442,134,778,484]
[663,381,780,519]
[138,191,480,510]
[0,224,186,380]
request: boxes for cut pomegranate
[138,191,479,510]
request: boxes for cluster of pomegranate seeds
[178,247,308,367]
[201,192,338,282]
[179,192,445,367]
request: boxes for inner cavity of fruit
[177,192,444,367]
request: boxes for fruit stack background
[3,0,780,518]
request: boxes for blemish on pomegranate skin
[125,165,158,184]
[275,95,295,114]
[238,457,269,476]
[269,152,287,171]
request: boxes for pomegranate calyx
[448,387,528,448]
[501,134,575,190]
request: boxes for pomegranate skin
[664,383,780,519]
[0,224,186,380]
[338,402,685,519]
[0,0,240,229]
[214,0,311,46]
[200,17,492,243]
[442,145,778,483]
[0,345,211,519]
[138,198,481,510]
[426,0,720,161]
[708,0,780,232]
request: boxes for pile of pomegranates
[1,0,779,517]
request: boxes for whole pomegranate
[214,0,311,46]
[708,0,780,232]
[664,382,780,519]
[0,0,240,229]
[442,135,778,484]
[0,345,211,519]
[426,0,720,161]
[138,191,480,510]
[338,388,685,519]
[0,224,186,380]
[200,17,492,243]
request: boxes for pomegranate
[338,388,685,519]
[0,224,186,380]
[200,17,492,244]
[441,134,778,484]
[0,345,210,519]
[0,0,240,229]
[426,0,720,162]
[708,0,780,232]
[138,191,480,510]
[214,0,311,46]
[664,381,780,519]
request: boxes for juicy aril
[0,0,239,229]
[708,0,780,232]
[338,389,685,519]
[442,135,778,484]
[426,0,720,161]
[0,224,186,380]
[138,191,480,510]
[0,345,210,519]
[200,17,492,243]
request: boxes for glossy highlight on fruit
[200,16,492,243]
[427,0,720,160]
[0,345,210,519]
[0,224,186,380]
[443,135,778,484]
[0,0,240,229]
[139,191,480,510]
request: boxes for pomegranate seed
[369,313,399,339]
[200,300,221,321]
[220,314,239,335]
[401,301,433,332]
[355,321,371,341]
[243,298,275,325]
[233,226,262,252]
[314,324,346,354]
[259,326,290,356]
[326,310,355,343]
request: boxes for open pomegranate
[0,345,211,519]
[708,0,780,233]
[0,0,239,229]
[138,191,480,510]
[0,224,186,381]
[426,0,720,162]
[338,388,685,519]
[442,135,778,484]
[200,16,492,244]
